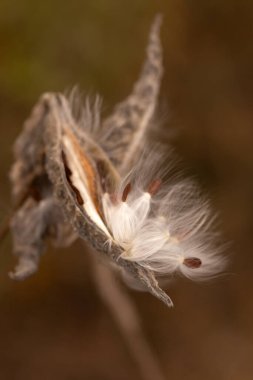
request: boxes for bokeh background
[1,1,253,379]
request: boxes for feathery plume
[102,150,226,281]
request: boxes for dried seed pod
[99,14,163,174]
[8,15,225,307]
[9,91,172,307]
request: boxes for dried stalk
[90,255,167,380]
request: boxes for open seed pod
[9,91,172,306]
[8,15,225,307]
[9,16,173,307]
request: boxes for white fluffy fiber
[102,152,226,281]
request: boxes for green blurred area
[1,1,253,380]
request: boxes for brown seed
[183,257,202,269]
[122,183,132,202]
[147,178,162,196]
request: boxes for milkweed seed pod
[9,15,225,307]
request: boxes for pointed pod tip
[167,297,174,308]
[152,13,163,32]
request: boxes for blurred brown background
[1,1,253,379]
